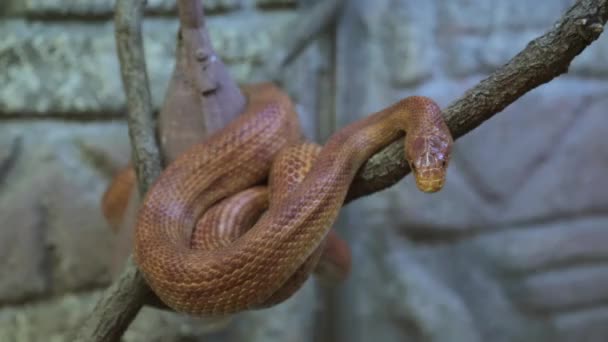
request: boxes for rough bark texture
[72,258,152,341]
[114,0,162,195]
[72,1,157,340]
[346,0,608,201]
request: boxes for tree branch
[73,0,159,341]
[116,0,162,194]
[74,0,608,340]
[346,0,608,201]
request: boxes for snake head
[405,131,453,193]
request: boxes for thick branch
[346,0,608,201]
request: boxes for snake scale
[104,82,453,315]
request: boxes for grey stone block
[0,291,232,342]
[2,0,300,17]
[441,28,608,77]
[0,13,295,115]
[515,265,608,312]
[4,0,242,17]
[227,280,318,342]
[439,0,571,33]
[554,308,608,342]
[475,217,608,273]
[379,0,435,86]
[0,121,130,304]
[0,293,100,341]
[0,136,50,303]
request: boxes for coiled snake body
[109,83,453,315]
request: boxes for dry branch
[115,0,162,194]
[73,1,157,340]
[74,0,608,340]
[346,0,608,201]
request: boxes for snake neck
[324,96,443,166]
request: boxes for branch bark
[115,0,162,194]
[346,0,608,201]
[74,0,608,340]
[73,0,158,340]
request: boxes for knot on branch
[181,37,219,95]
[194,48,219,69]
[575,16,606,41]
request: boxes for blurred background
[1,0,608,341]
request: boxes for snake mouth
[415,178,445,193]
[412,167,446,193]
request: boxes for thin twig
[115,0,162,193]
[73,1,159,340]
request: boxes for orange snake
[104,83,453,315]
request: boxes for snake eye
[441,160,447,167]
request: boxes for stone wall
[2,0,608,341]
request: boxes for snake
[106,82,453,316]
